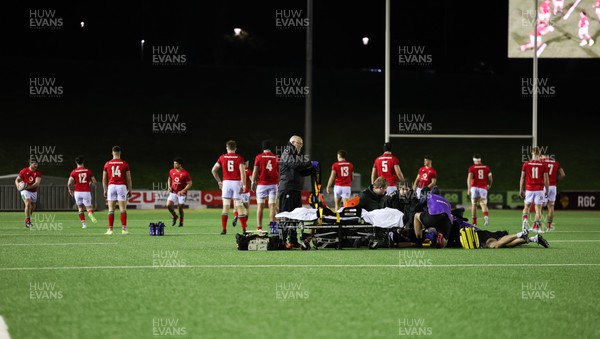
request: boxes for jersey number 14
[111,166,122,177]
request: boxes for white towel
[361,208,404,228]
[276,207,318,221]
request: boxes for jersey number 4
[266,160,273,171]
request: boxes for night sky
[1,1,598,186]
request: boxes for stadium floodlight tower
[140,39,145,62]
[383,0,535,146]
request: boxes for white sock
[517,232,524,238]
[529,235,538,243]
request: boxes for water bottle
[149,223,156,236]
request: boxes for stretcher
[275,206,404,250]
[273,161,403,249]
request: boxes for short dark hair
[112,146,121,153]
[424,155,433,160]
[173,157,183,165]
[226,140,237,150]
[473,154,481,159]
[75,156,84,165]
[337,150,347,159]
[383,142,392,152]
[261,140,271,151]
[398,179,410,188]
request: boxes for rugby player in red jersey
[466,154,493,226]
[519,146,549,233]
[15,160,42,228]
[326,150,354,211]
[413,155,437,198]
[251,140,279,232]
[371,142,404,195]
[211,140,247,234]
[540,154,565,232]
[102,146,132,235]
[167,157,192,227]
[68,156,97,228]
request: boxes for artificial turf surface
[0,209,599,338]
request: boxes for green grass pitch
[0,209,599,338]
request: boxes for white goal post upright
[385,0,391,143]
[533,0,539,147]
[384,0,537,146]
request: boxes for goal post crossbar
[389,134,533,139]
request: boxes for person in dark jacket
[412,186,453,248]
[278,135,317,247]
[356,177,388,211]
[384,179,418,226]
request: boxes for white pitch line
[550,240,600,242]
[563,0,581,20]
[0,263,599,271]
[0,242,117,246]
[536,43,547,57]
[552,231,600,233]
[0,315,11,339]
